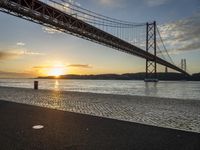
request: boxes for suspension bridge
[0,0,190,80]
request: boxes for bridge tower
[145,21,158,82]
[181,59,187,72]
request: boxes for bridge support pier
[165,67,168,73]
[145,21,158,82]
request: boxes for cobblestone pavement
[0,86,200,133]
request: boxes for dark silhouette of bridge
[0,0,190,79]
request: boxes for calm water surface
[0,79,200,100]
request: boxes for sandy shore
[0,86,200,133]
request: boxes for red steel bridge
[0,0,190,79]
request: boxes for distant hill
[191,73,200,81]
[38,72,200,81]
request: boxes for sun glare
[48,62,66,77]
[49,67,63,77]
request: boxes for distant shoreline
[38,72,200,81]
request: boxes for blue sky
[0,0,200,78]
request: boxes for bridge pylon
[145,21,158,82]
[181,59,187,72]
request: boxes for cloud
[16,42,26,46]
[23,50,45,55]
[68,0,81,6]
[0,51,21,60]
[0,50,44,61]
[42,27,63,34]
[33,65,61,69]
[33,64,92,69]
[96,0,124,7]
[0,71,33,78]
[40,0,81,17]
[68,64,92,68]
[158,12,200,53]
[99,0,114,5]
[144,0,168,7]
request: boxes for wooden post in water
[34,81,38,90]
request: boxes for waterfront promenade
[0,86,199,133]
[0,100,199,150]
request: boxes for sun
[48,62,66,77]
[49,67,64,77]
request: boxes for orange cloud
[0,51,21,60]
[33,64,92,69]
[68,64,92,68]
[0,70,33,78]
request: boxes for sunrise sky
[0,0,200,78]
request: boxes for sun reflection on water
[54,80,59,90]
[50,80,62,109]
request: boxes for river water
[0,79,200,100]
